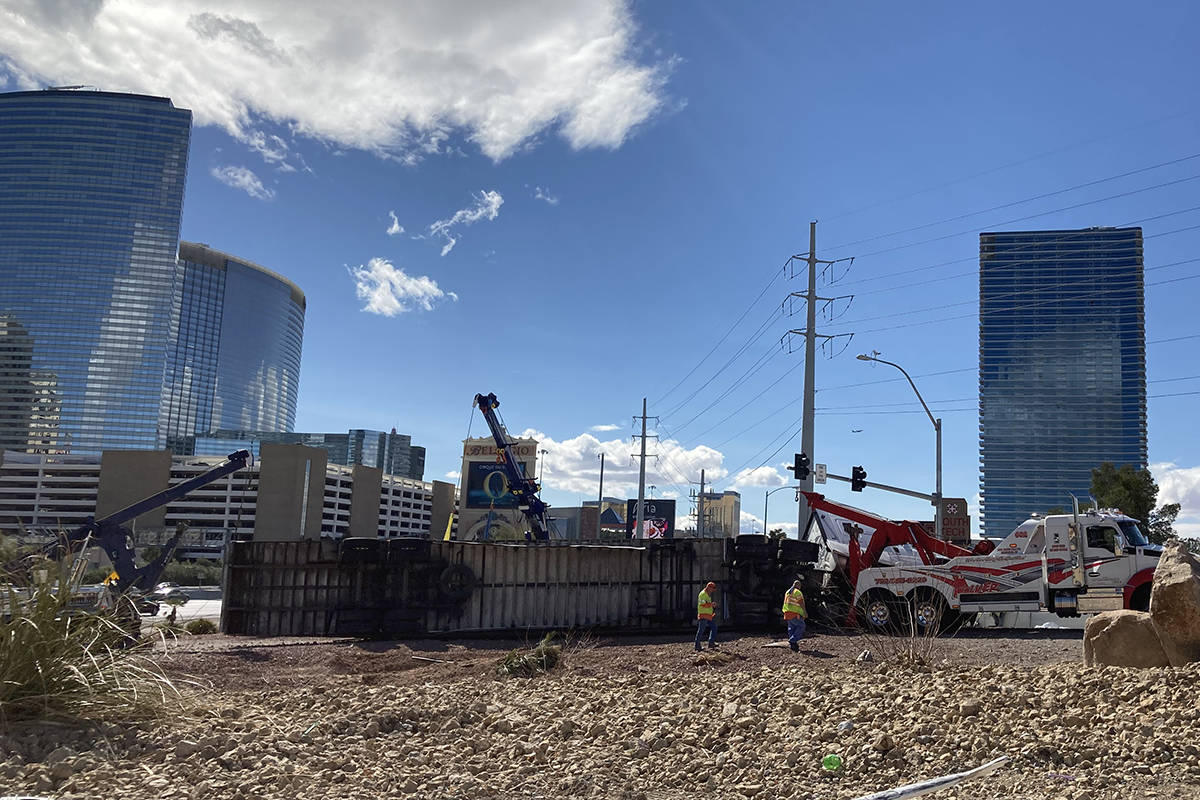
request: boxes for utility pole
[785,221,853,537]
[697,469,706,537]
[596,452,605,539]
[632,398,657,539]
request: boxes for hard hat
[705,581,716,590]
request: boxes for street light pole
[856,354,943,541]
[764,484,802,537]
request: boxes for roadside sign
[814,463,827,484]
[939,497,970,543]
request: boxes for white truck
[801,492,1161,632]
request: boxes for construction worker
[695,581,718,651]
[783,579,807,652]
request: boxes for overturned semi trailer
[221,535,820,637]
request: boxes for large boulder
[1149,541,1200,667]
[1083,610,1170,668]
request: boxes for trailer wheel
[857,591,907,634]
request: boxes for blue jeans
[787,617,806,645]
[695,618,717,649]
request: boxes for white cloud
[728,466,788,489]
[429,190,503,256]
[0,1,670,163]
[386,210,405,236]
[521,428,725,497]
[210,165,274,200]
[739,510,799,537]
[1151,461,1200,539]
[590,423,621,432]
[348,257,457,316]
[533,185,559,205]
[444,470,461,481]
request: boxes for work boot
[708,642,718,650]
[694,645,702,652]
[789,640,799,653]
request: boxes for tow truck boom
[6,449,251,593]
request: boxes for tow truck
[3,450,251,626]
[473,392,552,540]
[800,491,1161,632]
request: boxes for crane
[473,393,551,540]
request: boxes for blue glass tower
[978,227,1147,537]
[165,242,304,447]
[0,90,191,453]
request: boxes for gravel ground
[2,628,1199,799]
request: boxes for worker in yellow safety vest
[783,580,807,652]
[695,581,718,651]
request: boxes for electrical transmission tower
[631,398,658,537]
[781,221,854,534]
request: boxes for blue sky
[2,1,1198,537]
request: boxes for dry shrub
[1,571,183,725]
[496,633,563,677]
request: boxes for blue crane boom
[473,393,551,540]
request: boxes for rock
[959,699,983,717]
[836,720,855,734]
[856,650,874,663]
[175,740,203,758]
[1149,541,1200,666]
[722,701,740,718]
[871,734,894,752]
[1084,610,1171,667]
[43,746,73,763]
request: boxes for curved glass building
[165,243,305,446]
[0,89,192,453]
[978,227,1147,537]
[1,89,306,456]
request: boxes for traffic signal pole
[822,472,936,503]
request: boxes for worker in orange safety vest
[694,581,718,651]
[783,579,807,652]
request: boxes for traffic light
[791,452,811,481]
[851,465,867,492]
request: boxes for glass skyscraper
[978,227,1147,537]
[164,242,305,447]
[0,90,191,453]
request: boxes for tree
[767,527,787,544]
[1090,462,1178,544]
[1149,503,1181,544]
[1090,463,1157,524]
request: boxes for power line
[666,343,783,435]
[843,216,1200,298]
[652,261,787,408]
[838,173,1200,264]
[827,268,1200,338]
[822,107,1200,224]
[828,256,1200,329]
[659,303,784,420]
[826,152,1200,253]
